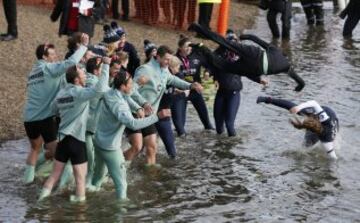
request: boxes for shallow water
[1,2,360,222]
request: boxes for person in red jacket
[50,0,95,37]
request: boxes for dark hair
[110,59,121,68]
[178,34,190,47]
[67,32,82,51]
[66,66,79,84]
[113,69,130,89]
[36,44,55,60]
[157,45,173,58]
[86,57,101,74]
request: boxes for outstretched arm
[239,34,271,50]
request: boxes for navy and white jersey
[175,50,209,83]
[296,100,339,143]
[158,86,175,110]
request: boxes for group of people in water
[22,21,340,203]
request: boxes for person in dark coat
[111,22,141,76]
[112,0,129,21]
[50,0,96,37]
[260,0,292,39]
[340,0,360,38]
[1,0,17,41]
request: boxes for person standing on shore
[1,0,18,41]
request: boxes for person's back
[23,45,87,122]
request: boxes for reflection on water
[1,2,360,222]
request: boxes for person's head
[66,65,86,87]
[80,50,95,64]
[111,21,126,47]
[110,60,122,77]
[113,69,132,94]
[178,35,192,56]
[116,51,129,67]
[86,57,102,76]
[156,45,174,68]
[226,29,238,42]
[169,55,181,75]
[103,24,121,47]
[291,115,323,135]
[144,39,157,62]
[36,43,57,62]
[67,32,82,51]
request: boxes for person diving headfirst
[187,23,305,92]
[256,96,339,160]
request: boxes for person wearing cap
[256,97,339,160]
[91,70,170,200]
[340,0,360,38]
[211,30,243,137]
[102,24,122,57]
[50,0,96,37]
[259,0,292,39]
[22,34,90,184]
[112,0,129,21]
[171,35,214,137]
[38,56,110,202]
[144,39,158,63]
[111,22,141,76]
[188,23,305,92]
[124,45,203,166]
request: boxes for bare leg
[72,163,88,198]
[144,133,157,164]
[123,133,143,161]
[39,160,66,200]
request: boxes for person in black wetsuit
[257,96,339,160]
[172,35,214,137]
[187,23,305,92]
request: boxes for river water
[0,2,359,222]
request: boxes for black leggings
[263,98,297,110]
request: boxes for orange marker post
[217,0,230,36]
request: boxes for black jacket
[213,47,243,91]
[116,42,140,77]
[50,0,95,37]
[341,0,360,17]
[175,50,209,83]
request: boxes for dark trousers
[266,98,296,110]
[267,1,292,38]
[300,0,324,25]
[171,90,213,136]
[343,13,360,37]
[198,3,213,30]
[112,0,129,19]
[155,117,176,158]
[171,94,187,136]
[3,0,17,36]
[214,90,240,137]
